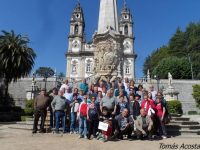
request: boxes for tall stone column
[98,0,119,33]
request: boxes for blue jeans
[79,116,87,136]
[55,111,66,132]
[70,112,78,132]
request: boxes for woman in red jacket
[155,94,167,139]
[141,92,156,116]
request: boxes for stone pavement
[0,124,200,150]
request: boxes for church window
[86,60,92,73]
[71,60,77,74]
[125,65,130,74]
[124,25,128,35]
[74,24,79,34]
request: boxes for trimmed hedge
[167,100,183,115]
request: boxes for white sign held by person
[98,122,108,131]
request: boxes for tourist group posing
[32,78,169,142]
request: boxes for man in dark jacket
[33,88,51,134]
[115,108,134,139]
[129,94,140,120]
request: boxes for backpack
[88,107,98,119]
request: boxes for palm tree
[0,30,36,98]
[35,67,54,89]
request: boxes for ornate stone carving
[93,38,122,81]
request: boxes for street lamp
[31,72,35,99]
[154,75,160,91]
[187,53,194,80]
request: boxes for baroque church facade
[66,0,137,81]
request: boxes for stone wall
[8,77,200,114]
[146,79,200,114]
[8,78,58,108]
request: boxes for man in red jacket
[77,95,88,138]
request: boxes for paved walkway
[0,124,200,150]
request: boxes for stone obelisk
[97,0,119,33]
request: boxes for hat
[135,94,141,98]
[90,94,97,99]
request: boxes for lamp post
[31,72,35,100]
[154,75,160,91]
[187,53,194,80]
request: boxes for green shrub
[188,111,198,115]
[192,85,200,109]
[24,108,34,116]
[21,116,32,121]
[23,100,34,116]
[26,99,34,108]
[167,100,183,114]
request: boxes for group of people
[32,78,169,142]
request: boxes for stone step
[167,129,200,136]
[171,117,190,121]
[169,120,199,125]
[166,124,200,130]
[170,114,182,117]
[25,117,34,122]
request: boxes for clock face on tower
[72,40,80,53]
[124,15,129,19]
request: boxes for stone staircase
[166,114,200,137]
[6,113,200,137]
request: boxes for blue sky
[0,0,200,78]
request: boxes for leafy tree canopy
[35,67,54,79]
[143,22,200,79]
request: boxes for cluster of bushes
[167,100,183,115]
[0,105,22,113]
[24,100,34,116]
[0,105,22,122]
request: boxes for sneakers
[32,131,37,134]
[79,135,83,138]
[84,136,87,139]
[162,135,167,139]
[70,131,74,134]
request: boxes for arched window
[124,25,128,35]
[74,24,79,34]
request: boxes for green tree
[192,85,200,109]
[35,67,54,89]
[152,57,191,79]
[0,30,36,98]
[58,72,65,81]
[143,46,170,75]
[143,22,200,79]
